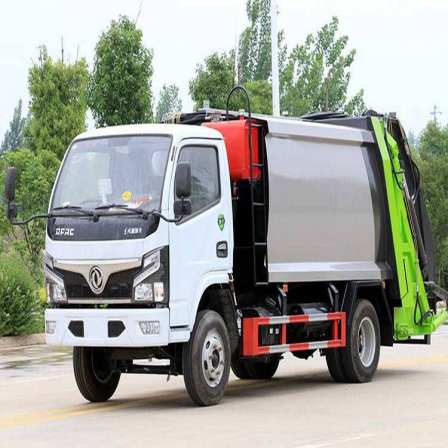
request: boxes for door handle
[216,241,228,258]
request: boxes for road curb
[0,333,45,349]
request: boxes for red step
[242,312,347,357]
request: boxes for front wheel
[73,347,120,402]
[326,299,380,383]
[182,310,231,406]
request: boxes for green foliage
[0,253,42,336]
[189,52,236,111]
[27,47,88,159]
[418,122,448,285]
[191,16,364,117]
[238,0,287,83]
[244,80,272,114]
[0,148,60,270]
[88,16,154,127]
[189,53,273,114]
[1,99,27,153]
[155,84,182,122]
[281,17,365,116]
[419,121,448,157]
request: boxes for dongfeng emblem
[218,214,225,231]
[88,266,104,295]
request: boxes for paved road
[1,326,447,448]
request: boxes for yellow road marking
[1,353,448,431]
[0,393,184,430]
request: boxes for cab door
[169,139,233,328]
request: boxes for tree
[281,17,365,117]
[244,80,272,114]
[155,84,182,122]
[0,148,60,271]
[238,0,287,83]
[1,100,26,153]
[418,121,448,158]
[191,14,364,117]
[27,47,88,159]
[189,52,236,111]
[88,16,154,127]
[190,52,274,114]
[418,121,448,285]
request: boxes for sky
[1,0,447,140]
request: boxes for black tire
[325,348,348,382]
[73,347,120,402]
[326,299,381,383]
[231,356,280,380]
[230,354,252,379]
[182,310,231,406]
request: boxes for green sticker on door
[218,214,225,231]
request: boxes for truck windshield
[51,135,171,212]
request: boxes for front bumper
[45,308,172,347]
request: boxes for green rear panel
[371,117,448,340]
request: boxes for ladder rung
[253,202,265,207]
[254,242,267,247]
[251,163,264,168]
[255,281,269,286]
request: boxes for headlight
[44,265,67,303]
[133,247,169,304]
[135,283,153,301]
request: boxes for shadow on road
[92,366,426,412]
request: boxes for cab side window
[177,145,220,214]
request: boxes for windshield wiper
[94,204,145,215]
[95,204,182,223]
[95,203,129,210]
[51,205,94,216]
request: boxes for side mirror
[175,163,192,199]
[174,163,192,218]
[174,198,192,217]
[5,167,17,202]
[4,167,18,222]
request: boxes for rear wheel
[73,347,120,402]
[326,349,347,382]
[326,299,380,383]
[231,356,280,380]
[182,310,231,406]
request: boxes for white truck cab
[45,124,234,349]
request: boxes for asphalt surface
[1,326,447,448]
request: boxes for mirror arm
[9,212,50,226]
[150,210,183,224]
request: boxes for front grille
[55,267,139,300]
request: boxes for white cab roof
[74,123,223,143]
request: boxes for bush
[1,149,60,270]
[0,254,42,336]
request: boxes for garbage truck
[4,87,448,406]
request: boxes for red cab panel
[203,118,260,181]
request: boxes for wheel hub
[358,316,376,367]
[202,330,225,387]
